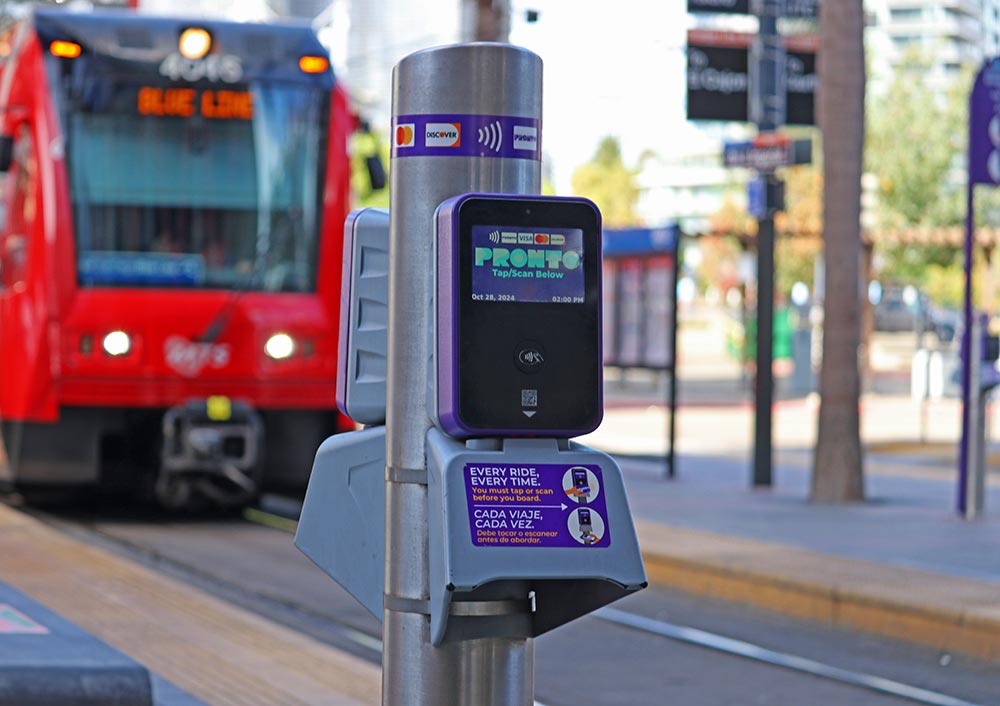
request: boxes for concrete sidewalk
[583,400,1000,661]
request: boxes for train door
[1,125,35,291]
[0,124,35,475]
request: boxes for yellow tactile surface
[636,519,1000,661]
[0,504,380,706]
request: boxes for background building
[866,0,1000,91]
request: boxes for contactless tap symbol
[518,348,544,366]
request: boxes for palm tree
[812,0,865,501]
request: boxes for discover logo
[425,122,461,147]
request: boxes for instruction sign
[969,59,1000,186]
[464,463,611,548]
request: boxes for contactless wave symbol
[488,230,501,244]
[478,121,503,153]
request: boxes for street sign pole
[750,0,785,488]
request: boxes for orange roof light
[50,40,82,59]
[299,55,329,74]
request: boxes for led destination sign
[137,87,253,120]
[471,225,584,304]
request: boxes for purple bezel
[435,193,604,438]
[335,209,365,418]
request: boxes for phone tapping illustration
[568,506,604,545]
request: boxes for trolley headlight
[264,333,295,360]
[102,330,131,357]
[179,28,212,60]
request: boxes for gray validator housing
[297,194,646,646]
[335,208,390,426]
[295,425,386,621]
[426,429,646,645]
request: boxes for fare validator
[299,192,645,648]
[433,193,603,437]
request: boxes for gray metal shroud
[385,43,541,706]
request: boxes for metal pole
[750,0,785,488]
[384,44,542,706]
[754,182,776,487]
[965,315,982,519]
[666,234,680,479]
[958,183,974,516]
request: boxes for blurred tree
[708,163,822,297]
[571,136,642,228]
[776,163,822,296]
[813,0,865,503]
[867,56,1000,294]
[866,50,962,229]
[709,190,756,237]
[696,233,743,296]
[777,236,821,297]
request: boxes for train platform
[0,580,153,705]
[0,503,381,706]
[582,397,1000,662]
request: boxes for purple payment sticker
[465,463,611,548]
[392,114,541,160]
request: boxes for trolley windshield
[50,66,328,292]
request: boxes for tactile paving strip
[0,504,380,706]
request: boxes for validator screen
[470,225,584,304]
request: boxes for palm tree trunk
[812,0,866,502]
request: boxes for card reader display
[436,193,603,437]
[471,226,584,304]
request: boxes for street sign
[687,30,816,124]
[962,57,1000,519]
[747,176,785,217]
[782,0,819,18]
[686,31,749,122]
[687,0,818,18]
[969,59,1000,186]
[748,177,766,218]
[785,42,817,125]
[687,0,749,12]
[723,133,812,170]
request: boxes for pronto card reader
[435,193,603,437]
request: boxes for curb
[0,583,153,706]
[635,520,1000,662]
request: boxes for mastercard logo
[395,123,415,147]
